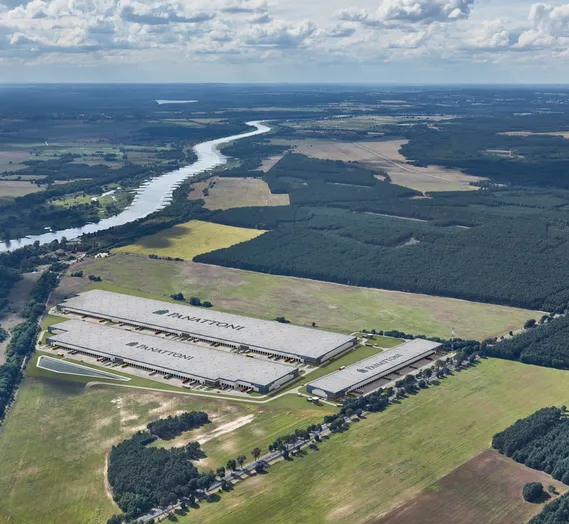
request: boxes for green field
[76,253,541,340]
[177,359,569,524]
[0,366,329,524]
[115,220,266,260]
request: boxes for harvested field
[257,154,287,172]
[75,253,541,340]
[375,449,567,524]
[204,177,289,209]
[279,139,485,193]
[498,130,569,139]
[0,180,43,197]
[114,219,266,260]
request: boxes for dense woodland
[493,407,569,523]
[108,413,213,519]
[483,315,569,368]
[196,154,569,310]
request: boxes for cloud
[245,20,316,47]
[338,0,476,28]
[326,25,356,38]
[120,5,215,25]
[249,13,271,24]
[221,0,267,14]
[529,3,569,38]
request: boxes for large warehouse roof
[60,290,355,360]
[47,319,297,387]
[307,338,440,395]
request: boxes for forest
[108,413,214,519]
[483,315,569,368]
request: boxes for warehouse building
[57,290,356,364]
[306,339,441,399]
[47,319,299,393]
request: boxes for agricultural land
[114,220,266,260]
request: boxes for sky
[1,0,569,83]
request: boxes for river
[0,121,270,253]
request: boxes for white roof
[307,338,440,394]
[60,290,355,360]
[47,319,297,387]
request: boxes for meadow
[77,253,540,340]
[0,363,330,524]
[179,359,569,524]
[115,220,266,260]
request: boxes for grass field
[376,449,567,524]
[203,177,289,210]
[115,220,266,260]
[0,366,329,524]
[177,359,569,524]
[76,253,541,340]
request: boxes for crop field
[204,177,290,210]
[376,449,567,524]
[0,180,43,198]
[276,138,485,193]
[0,364,330,524]
[114,220,266,260]
[180,359,569,524]
[76,253,540,340]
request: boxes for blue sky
[1,0,569,83]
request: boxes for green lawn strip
[177,359,569,524]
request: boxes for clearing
[182,358,569,524]
[375,449,567,524]
[74,253,541,340]
[0,366,329,524]
[114,220,266,260]
[202,177,289,210]
[275,138,485,193]
[498,130,569,139]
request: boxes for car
[121,363,129,368]
[240,387,248,392]
[339,366,346,370]
[182,378,190,383]
[149,370,157,376]
[57,353,65,357]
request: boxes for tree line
[0,266,62,423]
[147,411,209,440]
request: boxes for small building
[306,339,441,399]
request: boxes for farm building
[47,319,299,393]
[306,339,441,399]
[57,290,356,364]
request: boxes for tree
[524,318,537,329]
[189,297,201,306]
[236,455,246,468]
[423,368,433,379]
[216,467,226,479]
[107,516,123,524]
[523,482,544,502]
[226,459,237,471]
[251,447,262,462]
[203,301,212,308]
